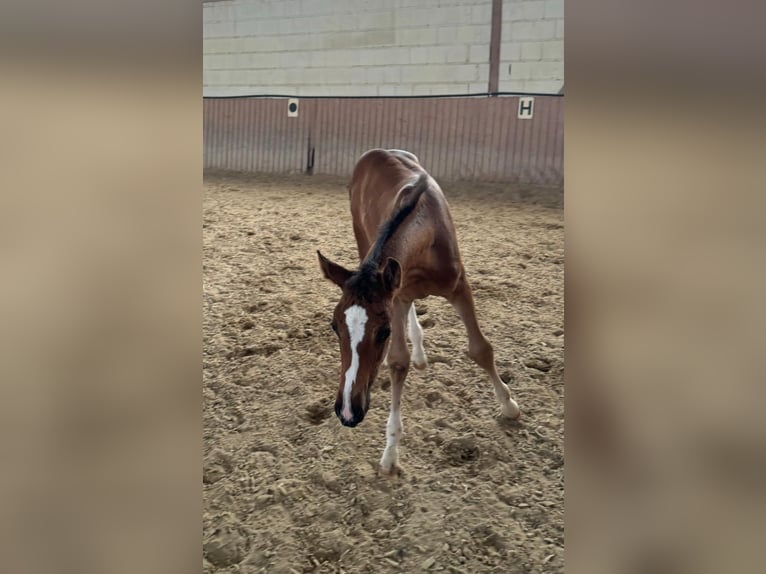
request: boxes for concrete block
[205,21,235,38]
[469,81,488,93]
[529,62,549,80]
[377,84,398,96]
[501,41,522,62]
[507,1,549,22]
[368,29,397,47]
[354,84,379,96]
[452,64,480,82]
[469,44,489,63]
[456,4,475,23]
[530,60,564,80]
[542,40,564,61]
[395,8,434,29]
[383,66,401,83]
[203,86,239,98]
[203,54,226,70]
[471,2,492,25]
[402,64,474,84]
[545,0,565,19]
[523,1,546,21]
[506,3,526,22]
[508,21,534,40]
[396,27,438,46]
[556,19,564,38]
[202,38,231,54]
[438,25,485,45]
[477,63,490,82]
[524,79,559,93]
[509,61,533,80]
[358,49,378,66]
[300,84,332,96]
[307,50,327,68]
[550,61,565,80]
[298,68,324,84]
[410,46,434,64]
[203,70,229,86]
[299,0,328,17]
[239,36,264,53]
[223,54,249,70]
[232,18,258,36]
[251,52,281,70]
[445,44,468,63]
[521,42,543,61]
[429,6,462,27]
[498,78,528,93]
[427,84,468,95]
[321,68,356,84]
[401,65,429,84]
[460,24,490,44]
[373,47,410,65]
[431,46,452,64]
[365,67,386,84]
[265,69,289,85]
[291,51,312,68]
[312,15,341,34]
[323,49,358,67]
[510,20,556,41]
[282,0,303,17]
[351,68,371,86]
[358,10,395,30]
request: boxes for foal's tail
[364,172,430,266]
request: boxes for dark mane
[345,263,383,304]
[363,172,429,267]
[344,172,429,302]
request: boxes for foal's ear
[317,250,353,288]
[381,257,401,294]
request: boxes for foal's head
[317,251,401,427]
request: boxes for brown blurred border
[567,1,766,573]
[0,2,201,574]
[3,0,766,573]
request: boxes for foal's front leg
[380,299,410,474]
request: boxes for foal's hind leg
[408,303,427,370]
[380,299,410,474]
[384,303,426,369]
[448,278,521,419]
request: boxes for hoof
[379,463,401,477]
[380,450,401,476]
[411,351,427,370]
[501,401,521,420]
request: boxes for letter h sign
[517,97,534,119]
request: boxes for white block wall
[499,0,564,93]
[203,0,564,97]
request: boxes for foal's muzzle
[335,399,367,427]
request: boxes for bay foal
[317,149,520,474]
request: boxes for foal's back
[348,149,463,300]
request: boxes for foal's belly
[398,261,461,301]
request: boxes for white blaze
[342,304,368,421]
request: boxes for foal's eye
[376,326,391,343]
[331,320,338,334]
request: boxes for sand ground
[203,173,564,574]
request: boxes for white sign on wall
[287,98,299,117]
[517,97,534,119]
